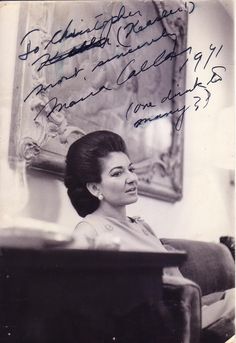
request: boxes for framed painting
[10,0,189,202]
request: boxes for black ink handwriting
[44,5,142,49]
[133,105,190,131]
[24,67,83,102]
[193,96,201,111]
[207,65,226,85]
[18,29,40,61]
[116,42,189,86]
[179,43,224,73]
[34,84,112,121]
[161,76,211,107]
[33,36,109,71]
[123,1,195,39]
[93,28,177,72]
[125,101,156,119]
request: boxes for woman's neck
[95,202,127,222]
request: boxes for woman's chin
[125,194,138,204]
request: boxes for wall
[0,1,234,241]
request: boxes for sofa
[161,237,235,343]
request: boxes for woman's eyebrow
[109,163,133,173]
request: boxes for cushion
[202,291,225,306]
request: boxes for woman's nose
[126,170,138,184]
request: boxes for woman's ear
[86,183,100,198]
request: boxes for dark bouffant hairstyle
[64,130,128,217]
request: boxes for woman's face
[98,151,138,207]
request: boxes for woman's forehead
[100,152,131,171]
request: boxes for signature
[34,85,112,121]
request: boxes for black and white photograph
[0,0,235,342]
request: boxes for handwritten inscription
[17,1,226,131]
[131,44,225,130]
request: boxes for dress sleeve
[70,221,98,249]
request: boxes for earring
[98,194,103,201]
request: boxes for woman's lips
[126,187,137,193]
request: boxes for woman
[64,130,234,333]
[65,130,171,253]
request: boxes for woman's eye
[129,167,135,173]
[111,171,122,177]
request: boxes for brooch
[105,224,114,232]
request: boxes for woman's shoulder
[74,220,97,235]
[74,213,105,236]
[72,217,99,249]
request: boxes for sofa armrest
[220,236,235,260]
[162,275,202,343]
[161,238,235,295]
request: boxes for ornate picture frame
[10,0,188,202]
